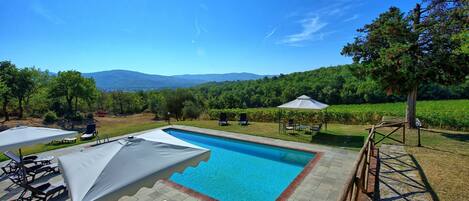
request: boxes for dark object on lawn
[285,119,296,131]
[239,113,248,126]
[219,113,229,126]
[310,123,323,142]
[80,124,98,140]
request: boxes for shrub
[182,101,202,120]
[65,112,84,122]
[43,111,58,124]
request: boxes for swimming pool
[164,128,317,201]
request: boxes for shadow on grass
[419,146,469,157]
[310,132,364,148]
[441,133,469,142]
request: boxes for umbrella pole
[278,109,281,133]
[18,148,28,184]
[325,109,328,131]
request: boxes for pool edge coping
[162,125,326,201]
[161,179,218,201]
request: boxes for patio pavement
[375,144,437,201]
[1,125,358,201]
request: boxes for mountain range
[81,70,269,91]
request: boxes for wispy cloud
[343,14,359,22]
[264,27,277,40]
[279,16,327,46]
[30,1,65,24]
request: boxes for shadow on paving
[311,132,364,148]
[374,144,439,201]
[0,172,68,201]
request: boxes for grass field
[1,114,468,200]
[209,99,469,131]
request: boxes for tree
[49,71,97,115]
[163,89,195,120]
[0,61,17,121]
[12,68,35,118]
[110,91,126,114]
[341,1,469,127]
[182,100,202,120]
[75,78,98,111]
[26,68,54,116]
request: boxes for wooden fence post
[402,124,406,144]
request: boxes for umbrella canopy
[0,126,77,152]
[58,129,210,201]
[277,95,329,110]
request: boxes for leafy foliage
[190,65,468,109]
[341,1,469,127]
[43,111,58,124]
[182,100,202,120]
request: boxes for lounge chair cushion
[81,133,95,139]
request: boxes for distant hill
[173,73,269,82]
[81,70,269,91]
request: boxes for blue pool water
[164,128,316,201]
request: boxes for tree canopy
[341,0,468,127]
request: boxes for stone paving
[1,125,359,201]
[375,144,436,201]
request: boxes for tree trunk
[67,97,73,115]
[2,96,9,121]
[119,101,123,114]
[74,97,78,113]
[406,86,417,128]
[18,98,23,119]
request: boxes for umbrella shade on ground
[58,129,210,201]
[277,95,329,110]
[0,126,77,152]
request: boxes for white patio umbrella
[58,129,210,201]
[278,95,329,110]
[277,95,329,132]
[0,126,78,183]
[0,126,78,152]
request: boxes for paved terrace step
[375,144,437,201]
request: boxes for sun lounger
[3,151,58,183]
[285,119,296,131]
[238,113,249,126]
[19,181,67,201]
[80,124,97,140]
[310,123,322,133]
[218,113,229,126]
[62,137,77,143]
[3,151,54,166]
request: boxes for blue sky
[0,0,418,75]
